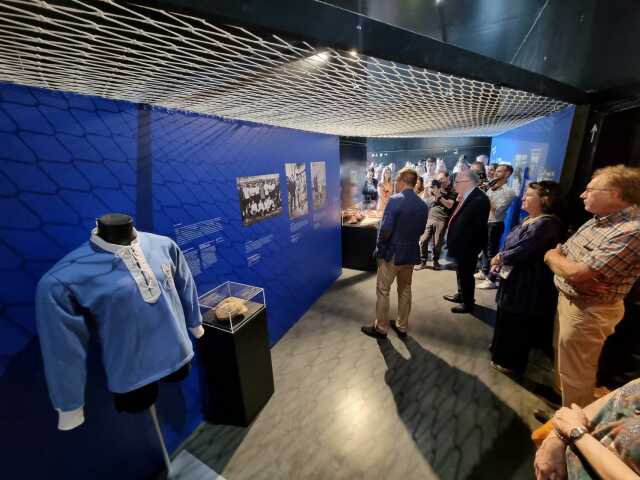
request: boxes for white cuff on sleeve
[57,406,85,431]
[190,325,205,338]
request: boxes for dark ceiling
[321,0,640,94]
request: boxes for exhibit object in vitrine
[285,162,309,219]
[198,281,265,333]
[237,173,283,226]
[198,282,274,426]
[35,214,203,430]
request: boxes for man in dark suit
[444,169,490,313]
[362,168,429,339]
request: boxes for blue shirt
[36,230,202,412]
[375,189,428,265]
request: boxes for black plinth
[342,224,378,271]
[198,304,274,426]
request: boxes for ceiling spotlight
[307,51,330,64]
[349,49,358,58]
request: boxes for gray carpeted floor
[172,266,553,480]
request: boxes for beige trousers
[554,293,625,407]
[374,259,414,333]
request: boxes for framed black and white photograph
[236,174,283,226]
[285,163,309,219]
[310,161,327,210]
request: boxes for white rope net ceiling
[0,0,570,137]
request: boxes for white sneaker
[476,279,497,289]
[474,272,486,280]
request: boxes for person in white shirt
[421,157,437,195]
[476,164,516,289]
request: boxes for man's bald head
[453,169,479,196]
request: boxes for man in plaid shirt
[544,165,640,407]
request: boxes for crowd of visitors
[359,156,640,478]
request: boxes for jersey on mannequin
[36,214,204,431]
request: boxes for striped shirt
[555,205,640,302]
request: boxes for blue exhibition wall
[0,82,341,479]
[490,105,575,191]
[490,105,575,240]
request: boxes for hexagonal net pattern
[0,0,570,137]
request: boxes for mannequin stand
[149,404,172,476]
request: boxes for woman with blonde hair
[378,166,394,212]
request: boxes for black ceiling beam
[134,0,590,105]
[589,82,640,113]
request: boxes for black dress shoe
[361,325,387,339]
[432,260,441,271]
[390,320,407,338]
[443,294,464,303]
[533,409,553,424]
[451,304,474,314]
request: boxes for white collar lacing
[90,228,161,304]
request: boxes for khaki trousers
[374,259,414,333]
[554,293,624,407]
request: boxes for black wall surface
[323,0,639,93]
[565,105,640,228]
[367,137,491,171]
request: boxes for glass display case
[341,208,382,228]
[341,172,383,228]
[199,281,265,333]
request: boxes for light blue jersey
[36,230,202,412]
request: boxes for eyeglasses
[584,187,616,193]
[454,180,472,184]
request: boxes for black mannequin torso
[95,213,191,412]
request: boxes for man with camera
[415,171,457,271]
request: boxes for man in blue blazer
[443,169,490,313]
[362,168,429,339]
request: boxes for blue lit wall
[0,82,341,479]
[490,105,575,188]
[490,105,575,239]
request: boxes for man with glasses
[544,165,640,407]
[443,169,490,313]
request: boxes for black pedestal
[198,304,274,426]
[342,224,378,271]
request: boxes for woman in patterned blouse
[535,378,640,479]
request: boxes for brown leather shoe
[390,320,407,338]
[361,325,387,339]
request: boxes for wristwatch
[569,426,589,443]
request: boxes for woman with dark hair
[490,181,566,377]
[362,167,379,209]
[414,176,425,198]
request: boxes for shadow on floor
[471,304,496,328]
[164,422,250,478]
[377,337,534,480]
[329,270,375,291]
